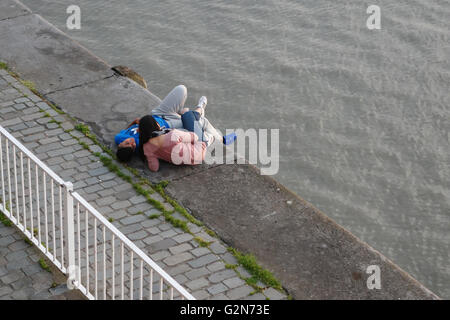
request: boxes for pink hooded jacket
[142,129,206,172]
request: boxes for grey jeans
[151,85,222,146]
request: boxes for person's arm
[126,118,140,129]
[143,142,160,172]
[147,155,160,172]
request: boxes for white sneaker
[197,96,207,110]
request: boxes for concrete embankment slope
[0,0,439,299]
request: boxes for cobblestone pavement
[0,222,85,300]
[0,69,287,300]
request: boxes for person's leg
[181,111,204,141]
[200,116,224,146]
[181,111,222,147]
[151,85,187,128]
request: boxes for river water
[21,0,450,297]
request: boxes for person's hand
[126,118,140,128]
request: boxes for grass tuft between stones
[38,258,51,273]
[227,247,283,292]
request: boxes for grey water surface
[21,0,450,297]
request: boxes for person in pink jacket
[137,85,237,172]
[142,128,207,172]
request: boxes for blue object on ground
[223,132,237,145]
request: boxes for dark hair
[138,115,161,161]
[116,147,134,162]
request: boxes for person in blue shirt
[115,84,237,162]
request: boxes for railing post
[64,182,76,283]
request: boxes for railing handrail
[0,124,195,300]
[0,125,65,185]
[71,191,196,300]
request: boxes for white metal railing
[0,125,194,300]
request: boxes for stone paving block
[39,136,59,145]
[158,223,172,232]
[10,277,30,290]
[188,254,219,269]
[9,122,27,132]
[0,266,8,277]
[59,133,72,141]
[210,242,227,255]
[223,277,246,289]
[0,235,15,246]
[207,283,228,295]
[129,195,147,205]
[226,285,254,300]
[10,287,36,299]
[46,122,59,129]
[98,172,116,181]
[235,266,252,279]
[208,269,237,284]
[95,196,116,207]
[0,117,21,127]
[174,274,188,285]
[163,252,194,267]
[0,100,14,107]
[148,238,177,252]
[169,243,193,255]
[5,250,28,262]
[21,264,43,277]
[83,184,103,194]
[143,235,163,246]
[0,286,13,298]
[191,247,210,257]
[149,250,170,262]
[61,138,78,146]
[107,209,127,220]
[172,233,194,244]
[244,293,266,300]
[47,146,75,157]
[24,120,39,128]
[207,261,226,273]
[34,143,60,154]
[159,229,178,239]
[8,240,30,251]
[45,128,64,137]
[0,106,14,114]
[192,289,210,300]
[1,270,24,284]
[221,253,239,266]
[185,267,211,281]
[263,287,285,300]
[60,122,74,131]
[185,277,209,291]
[119,214,147,226]
[22,106,40,114]
[22,131,45,142]
[88,167,110,177]
[14,97,29,104]
[209,293,228,300]
[141,218,161,229]
[85,176,100,186]
[98,188,116,197]
[111,200,131,210]
[147,227,160,235]
[128,230,148,241]
[62,153,75,161]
